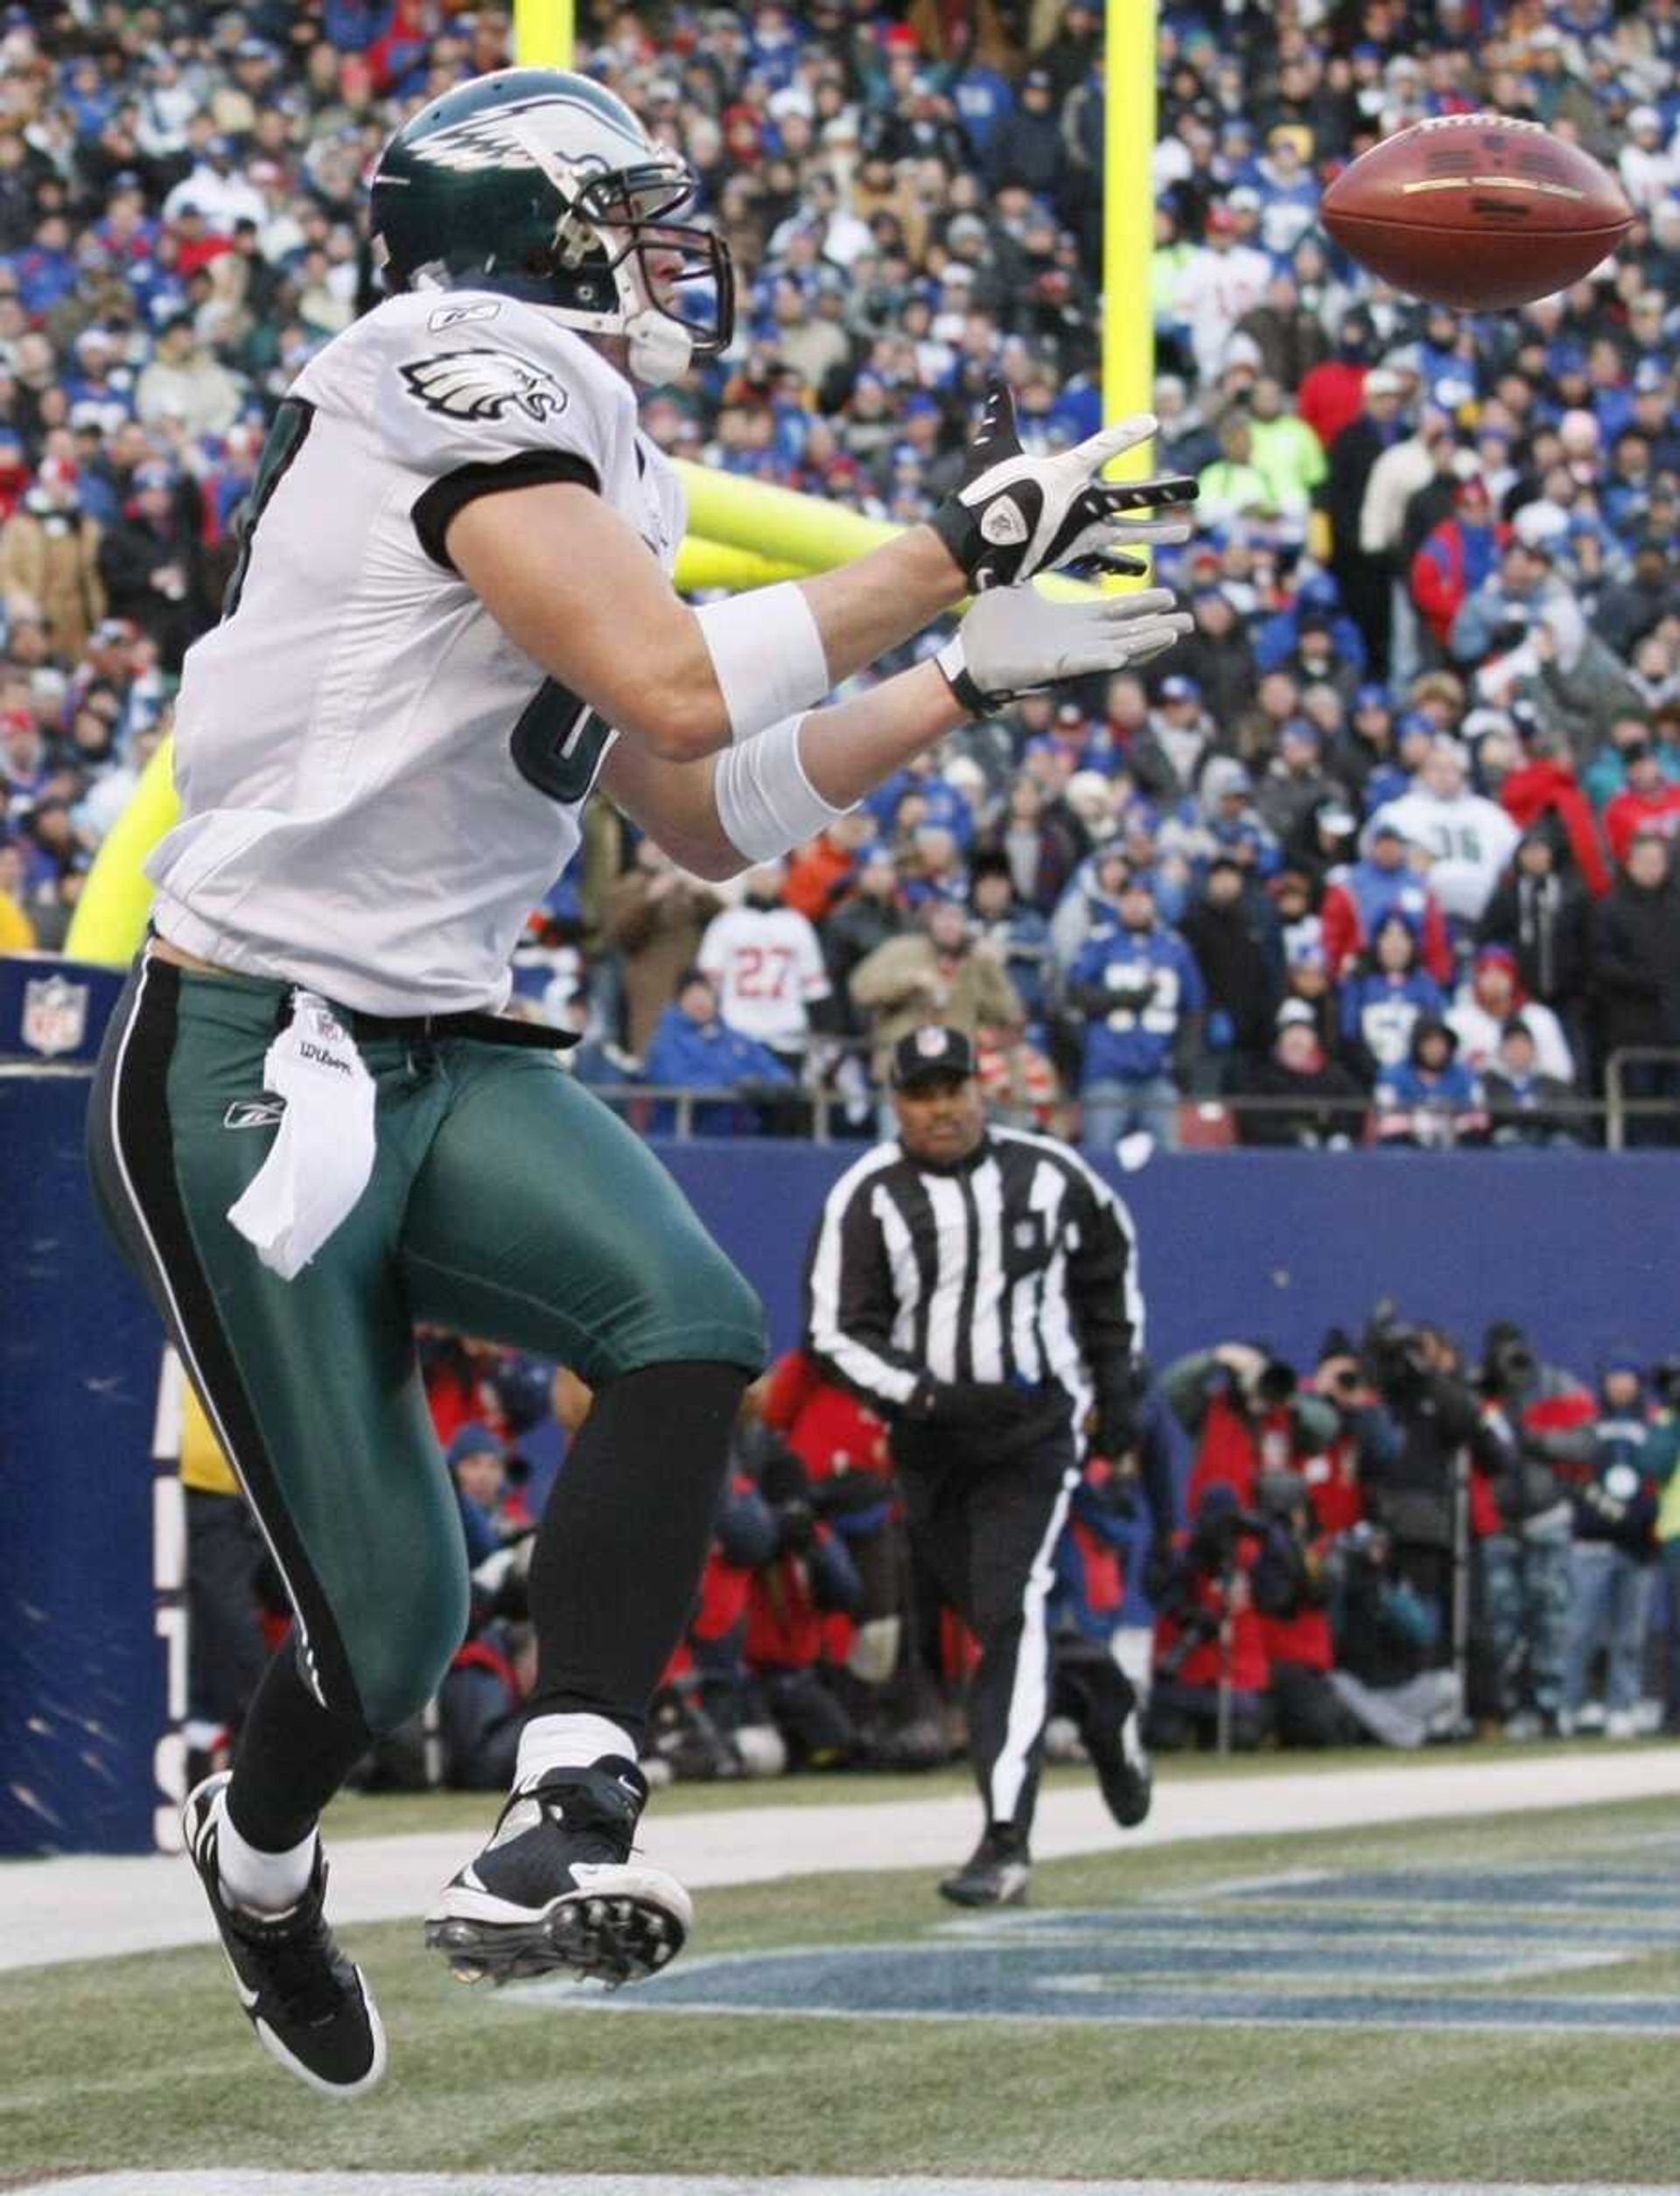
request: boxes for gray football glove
[935,584,1192,715]
[930,379,1198,591]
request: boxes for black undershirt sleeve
[412,450,601,571]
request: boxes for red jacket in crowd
[1296,358,1368,452]
[1604,782,1680,865]
[760,1348,891,1489]
[1410,516,1511,647]
[1186,1392,1321,1513]
[1502,758,1612,897]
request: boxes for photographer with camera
[650,1425,787,1786]
[1048,1401,1176,1811]
[1147,1485,1274,1752]
[806,1024,1151,1906]
[1304,1330,1382,1534]
[1245,1468,1370,1748]
[741,1447,865,1768]
[1165,1342,1341,1514]
[1476,1319,1595,1738]
[1322,1520,1461,1748]
[1354,1307,1500,1729]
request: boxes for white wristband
[712,711,853,863]
[694,583,830,744]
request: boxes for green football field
[5,1781,1680,2188]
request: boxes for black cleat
[425,1757,690,1988]
[939,1823,1031,1907]
[1088,1696,1153,1829]
[181,1773,386,2098]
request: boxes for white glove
[935,584,1192,716]
[930,379,1197,591]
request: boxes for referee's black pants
[897,1416,1079,1842]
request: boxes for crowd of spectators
[2,0,1678,1144]
[266,1304,1680,1791]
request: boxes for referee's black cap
[892,1025,976,1089]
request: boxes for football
[1320,113,1634,310]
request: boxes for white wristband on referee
[694,583,830,744]
[712,711,853,863]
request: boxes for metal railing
[7,1060,1677,1149]
[560,1081,1680,1150]
[1604,1048,1680,1152]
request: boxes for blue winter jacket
[644,1008,794,1135]
[1072,924,1207,1084]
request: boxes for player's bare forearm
[795,659,967,808]
[794,527,966,686]
[451,488,964,766]
[603,659,966,881]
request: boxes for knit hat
[446,1422,504,1469]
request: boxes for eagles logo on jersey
[399,349,570,424]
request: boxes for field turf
[5,1782,1680,2186]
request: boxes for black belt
[147,929,578,1050]
[343,1008,578,1050]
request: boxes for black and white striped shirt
[804,1125,1144,1426]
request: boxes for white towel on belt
[228,990,377,1279]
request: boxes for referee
[806,1024,1154,1906]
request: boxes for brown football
[1320,113,1633,310]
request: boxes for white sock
[215,1794,317,1915]
[515,1712,640,1790]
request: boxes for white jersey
[1371,788,1518,923]
[1448,995,1574,1085]
[148,289,684,1016]
[697,902,830,1050]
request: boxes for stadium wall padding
[660,1142,1679,1375]
[1,1074,164,1855]
[4,1066,1676,1850]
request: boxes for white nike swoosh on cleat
[220,1948,260,2011]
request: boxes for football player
[85,66,1195,2095]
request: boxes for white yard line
[14,2176,1680,2196]
[4,1749,1680,1975]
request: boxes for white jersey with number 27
[147,289,683,1016]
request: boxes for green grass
[5,1794,1680,2184]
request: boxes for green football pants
[88,951,766,1731]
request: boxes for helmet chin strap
[624,308,692,387]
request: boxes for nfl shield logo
[21,973,89,1059]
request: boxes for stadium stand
[1,0,1676,1145]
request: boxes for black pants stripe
[88,954,359,1716]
